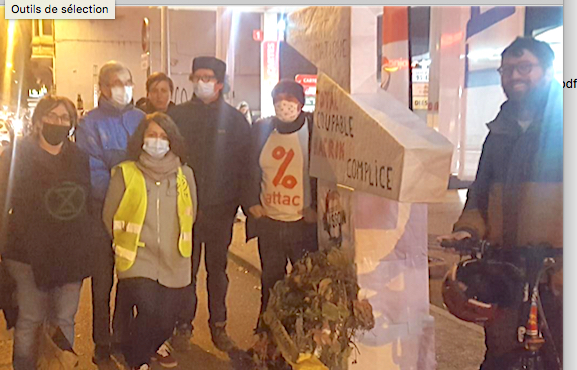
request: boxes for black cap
[192,56,226,82]
[272,79,305,106]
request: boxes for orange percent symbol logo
[272,146,297,189]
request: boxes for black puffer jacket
[169,97,251,212]
[0,138,98,290]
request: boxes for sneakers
[92,344,111,364]
[132,364,150,370]
[211,324,236,352]
[152,343,178,368]
[109,342,127,365]
[169,325,193,352]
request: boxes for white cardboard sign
[310,73,453,203]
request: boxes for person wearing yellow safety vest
[102,112,197,370]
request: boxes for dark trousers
[90,207,130,353]
[257,217,318,317]
[118,278,184,367]
[91,238,114,350]
[112,281,133,348]
[481,284,563,370]
[176,203,237,331]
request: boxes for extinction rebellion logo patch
[44,181,86,221]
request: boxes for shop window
[33,20,54,39]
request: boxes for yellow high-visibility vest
[112,161,193,272]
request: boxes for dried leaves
[254,248,375,370]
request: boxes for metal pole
[146,52,151,78]
[144,17,151,78]
[161,6,170,76]
[93,64,99,108]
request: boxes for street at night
[0,4,564,370]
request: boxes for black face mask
[42,123,70,145]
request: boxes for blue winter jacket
[76,97,145,205]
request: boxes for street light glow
[2,20,17,107]
[11,118,23,135]
[277,19,286,32]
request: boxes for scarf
[136,151,181,182]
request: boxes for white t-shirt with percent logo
[259,123,311,222]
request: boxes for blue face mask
[143,138,170,159]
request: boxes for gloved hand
[437,231,472,243]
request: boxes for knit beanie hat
[271,79,305,105]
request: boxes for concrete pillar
[260,11,280,117]
[286,6,381,95]
[215,7,232,62]
[160,6,170,76]
[286,7,446,369]
[216,7,238,103]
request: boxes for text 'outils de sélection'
[11,4,110,14]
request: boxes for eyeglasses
[44,112,71,125]
[190,75,217,83]
[108,81,134,89]
[497,63,542,77]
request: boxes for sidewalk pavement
[228,191,487,369]
[228,221,261,278]
[229,190,466,289]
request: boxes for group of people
[0,36,563,370]
[0,54,319,370]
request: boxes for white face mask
[110,86,133,107]
[143,138,170,159]
[274,100,301,123]
[194,81,217,100]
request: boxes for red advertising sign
[295,74,317,96]
[253,29,263,42]
[262,41,279,84]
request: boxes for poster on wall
[317,180,354,253]
[380,7,410,106]
[295,74,317,112]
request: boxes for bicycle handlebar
[440,238,484,254]
[439,238,562,259]
[440,238,563,369]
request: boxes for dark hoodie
[0,137,98,290]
